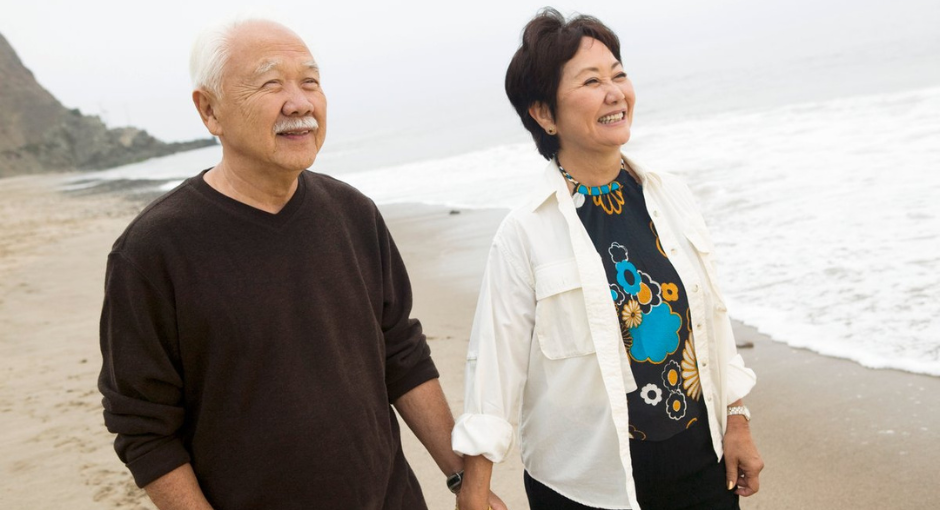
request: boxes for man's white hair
[189,12,295,97]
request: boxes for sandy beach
[1,174,939,509]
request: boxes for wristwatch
[447,470,464,494]
[727,404,751,421]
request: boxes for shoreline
[1,176,938,509]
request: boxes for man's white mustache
[274,117,319,134]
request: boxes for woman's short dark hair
[505,8,622,160]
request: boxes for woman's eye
[584,78,600,85]
[615,72,628,80]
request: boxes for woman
[452,9,763,510]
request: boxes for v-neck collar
[190,168,308,231]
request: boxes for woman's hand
[723,412,764,497]
[486,490,508,510]
[456,490,507,510]
[455,455,509,510]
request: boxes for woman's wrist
[457,455,494,509]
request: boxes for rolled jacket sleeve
[725,353,757,403]
[712,290,757,429]
[453,222,535,463]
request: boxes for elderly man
[98,18,500,509]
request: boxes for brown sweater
[98,170,438,509]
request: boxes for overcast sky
[1,0,936,144]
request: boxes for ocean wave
[61,86,940,376]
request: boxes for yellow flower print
[666,392,687,420]
[637,283,652,305]
[662,282,679,302]
[661,360,681,391]
[621,323,633,352]
[592,189,625,215]
[682,340,702,401]
[650,221,668,258]
[621,299,643,329]
[629,424,648,441]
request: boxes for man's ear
[193,89,223,137]
[527,101,556,135]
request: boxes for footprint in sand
[85,467,152,508]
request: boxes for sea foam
[344,87,940,376]
[64,86,940,376]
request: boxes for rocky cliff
[0,32,215,178]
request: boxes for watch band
[446,470,464,494]
[727,405,751,421]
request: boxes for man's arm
[394,379,461,475]
[144,464,213,510]
[394,379,507,509]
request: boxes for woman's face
[553,37,635,157]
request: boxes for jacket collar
[525,153,661,212]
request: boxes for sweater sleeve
[376,213,439,402]
[98,252,190,487]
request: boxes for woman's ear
[528,102,556,135]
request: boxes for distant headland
[0,32,215,178]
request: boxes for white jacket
[452,155,757,509]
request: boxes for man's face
[208,21,327,174]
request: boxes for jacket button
[692,284,699,293]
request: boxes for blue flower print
[615,260,641,294]
[629,303,682,363]
[610,284,626,307]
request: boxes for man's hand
[723,414,764,497]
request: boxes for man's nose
[282,84,315,116]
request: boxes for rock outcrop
[0,32,215,178]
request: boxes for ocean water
[61,85,940,376]
[345,86,940,377]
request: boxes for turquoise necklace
[557,157,625,196]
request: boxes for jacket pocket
[684,228,728,312]
[533,259,596,359]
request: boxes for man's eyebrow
[254,59,280,77]
[254,59,319,77]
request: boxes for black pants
[524,422,739,510]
